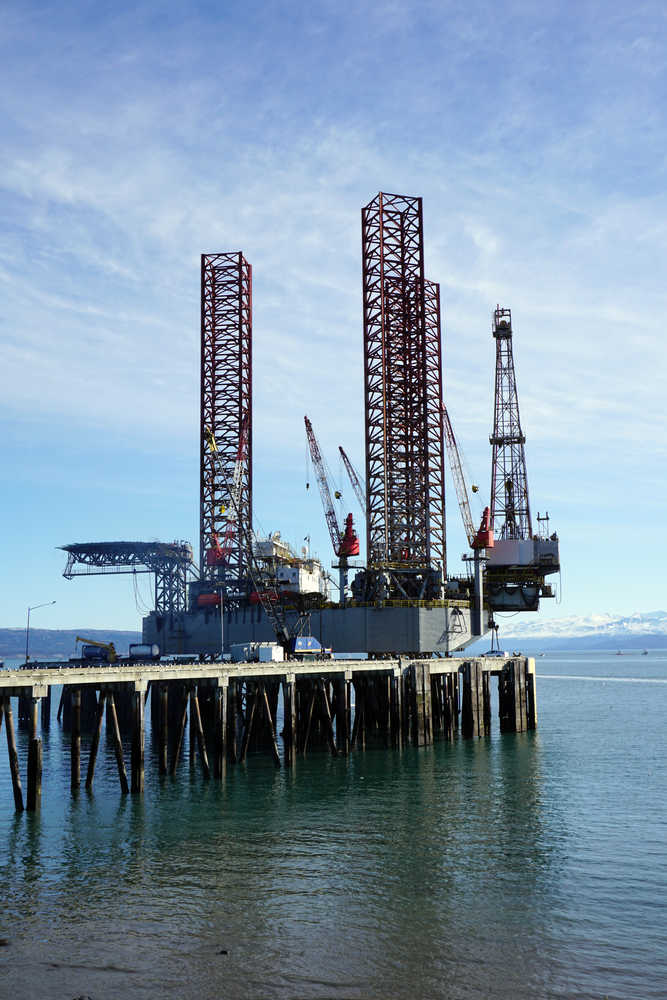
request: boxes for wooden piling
[431,674,442,737]
[283,676,297,765]
[107,692,129,794]
[170,687,189,774]
[85,690,107,791]
[258,682,281,755]
[498,660,527,733]
[190,689,210,779]
[390,670,403,747]
[189,685,196,768]
[214,683,227,778]
[320,682,338,757]
[334,676,350,755]
[302,681,317,755]
[526,659,538,730]
[227,680,239,763]
[482,671,491,736]
[381,674,391,747]
[159,684,169,776]
[350,677,365,749]
[131,690,144,793]
[4,698,24,812]
[408,662,433,746]
[71,688,81,791]
[443,672,457,740]
[516,659,528,732]
[41,689,51,729]
[29,698,39,740]
[26,738,42,812]
[239,684,258,764]
[461,662,484,739]
[499,659,530,733]
[260,684,281,768]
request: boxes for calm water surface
[0,651,666,999]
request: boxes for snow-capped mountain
[478,611,667,650]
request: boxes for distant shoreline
[0,627,141,659]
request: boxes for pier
[0,656,536,812]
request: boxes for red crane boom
[304,417,359,559]
[442,403,493,550]
[442,403,476,547]
[305,416,343,555]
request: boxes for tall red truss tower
[360,192,446,598]
[200,252,252,584]
[423,279,446,577]
[489,305,531,539]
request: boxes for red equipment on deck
[472,507,494,550]
[339,513,360,557]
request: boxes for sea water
[0,650,665,999]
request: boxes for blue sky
[1,0,666,631]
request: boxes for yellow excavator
[75,636,118,664]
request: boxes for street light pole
[219,586,225,660]
[25,600,56,663]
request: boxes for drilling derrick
[486,306,560,611]
[357,192,445,601]
[200,252,252,588]
[489,306,531,540]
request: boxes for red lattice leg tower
[360,192,445,600]
[200,252,252,586]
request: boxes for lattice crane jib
[304,416,342,556]
[339,447,366,514]
[489,306,532,539]
[442,404,475,548]
[200,252,252,584]
[362,192,435,572]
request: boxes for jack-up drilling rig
[136,196,561,659]
[305,416,360,604]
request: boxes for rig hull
[142,603,484,657]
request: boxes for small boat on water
[616,650,623,656]
[642,650,649,655]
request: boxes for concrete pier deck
[0,656,537,813]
